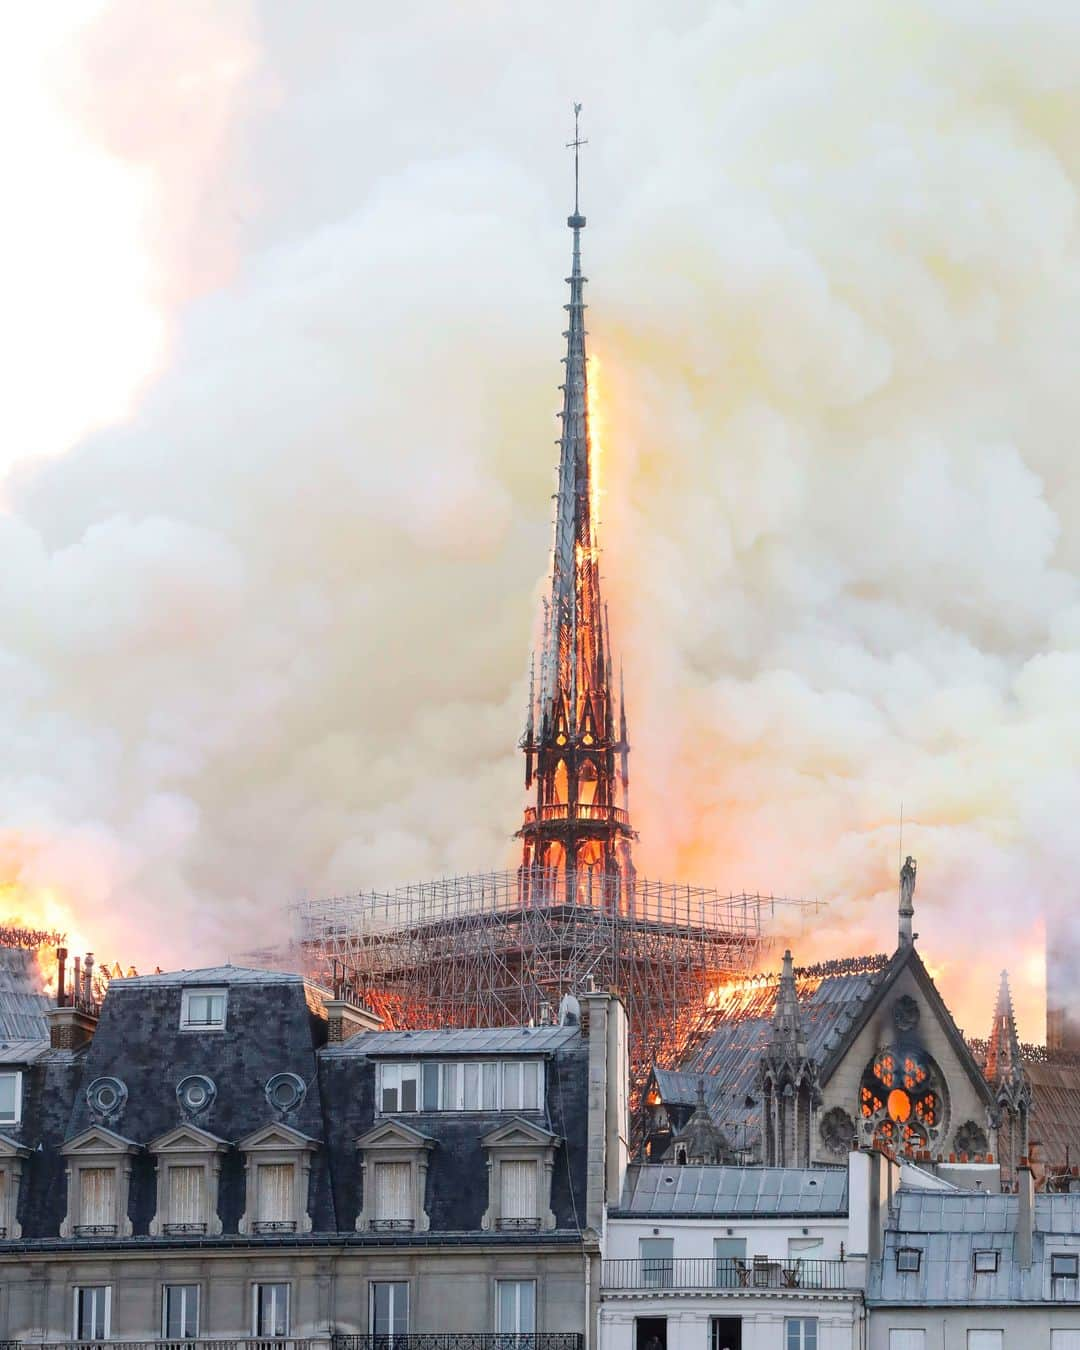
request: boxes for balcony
[368,1219,415,1234]
[601,1258,852,1292]
[520,804,629,828]
[73,1225,118,1238]
[25,1341,314,1350]
[251,1221,297,1234]
[495,1218,541,1233]
[334,1338,582,1350]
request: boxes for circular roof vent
[265,1072,306,1114]
[176,1074,217,1116]
[86,1076,127,1122]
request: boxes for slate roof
[3,966,592,1246]
[0,947,51,1046]
[870,1186,1080,1304]
[325,1025,579,1057]
[613,1164,848,1217]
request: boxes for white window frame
[73,1285,112,1341]
[785,1317,818,1350]
[888,1334,927,1350]
[1050,1334,1080,1349]
[1053,1254,1080,1279]
[966,1334,1003,1350]
[640,1236,675,1288]
[162,1284,200,1340]
[252,1282,290,1338]
[370,1280,409,1340]
[0,1071,22,1127]
[495,1279,536,1334]
[378,1059,545,1113]
[180,987,228,1030]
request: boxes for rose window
[860,1045,945,1151]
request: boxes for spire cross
[566,102,587,216]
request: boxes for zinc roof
[613,1164,848,1217]
[117,965,309,987]
[0,948,52,1042]
[323,1024,580,1058]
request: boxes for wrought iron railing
[74,1225,117,1238]
[251,1221,297,1234]
[34,1341,313,1350]
[495,1218,541,1232]
[163,1223,208,1236]
[369,1219,415,1233]
[334,1338,582,1350]
[601,1257,851,1291]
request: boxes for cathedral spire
[986,969,1031,1179]
[759,949,818,1167]
[518,105,635,907]
[986,969,1023,1085]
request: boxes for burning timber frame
[298,867,818,1083]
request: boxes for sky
[2,0,1080,1042]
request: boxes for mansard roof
[613,1163,848,1218]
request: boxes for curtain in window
[256,1163,294,1223]
[374,1162,412,1220]
[496,1281,536,1334]
[168,1166,205,1225]
[0,1169,6,1229]
[80,1167,116,1227]
[500,1159,537,1220]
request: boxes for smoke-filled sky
[3,0,1079,1042]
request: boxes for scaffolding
[298,867,819,1087]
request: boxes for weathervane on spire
[567,102,587,226]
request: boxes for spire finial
[899,855,917,948]
[567,102,587,227]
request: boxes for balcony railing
[74,1225,118,1238]
[335,1338,582,1350]
[602,1258,851,1292]
[29,1341,313,1350]
[495,1218,541,1233]
[251,1221,297,1234]
[369,1219,415,1233]
[163,1223,208,1236]
[520,804,629,828]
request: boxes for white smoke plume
[2,0,1079,1042]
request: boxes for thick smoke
[2,1,1079,1041]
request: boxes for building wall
[0,1244,588,1340]
[600,1294,864,1350]
[604,1216,850,1263]
[869,1306,1080,1348]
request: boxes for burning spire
[517,105,635,905]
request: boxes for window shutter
[374,1162,412,1220]
[256,1163,293,1223]
[80,1167,115,1227]
[168,1166,205,1226]
[500,1159,537,1219]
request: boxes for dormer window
[180,988,227,1030]
[0,1072,21,1127]
[377,1060,543,1113]
[238,1123,318,1236]
[60,1126,139,1239]
[480,1119,561,1233]
[355,1119,434,1233]
[896,1247,922,1273]
[149,1124,227,1237]
[1051,1253,1079,1279]
[0,1134,30,1239]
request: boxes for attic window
[973,1250,999,1274]
[181,988,227,1030]
[176,1075,216,1115]
[1051,1254,1079,1279]
[896,1247,922,1273]
[0,1072,21,1127]
[266,1073,306,1114]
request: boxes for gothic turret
[760,950,820,1166]
[986,969,1031,1177]
[517,106,635,908]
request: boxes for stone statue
[900,856,917,910]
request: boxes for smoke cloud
[2,0,1079,1042]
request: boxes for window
[973,1249,999,1273]
[496,1280,536,1334]
[888,1335,926,1350]
[373,1161,414,1230]
[786,1319,817,1350]
[896,1247,922,1273]
[1052,1254,1080,1278]
[78,1167,117,1235]
[180,988,227,1029]
[371,1282,408,1341]
[967,1335,1003,1350]
[0,1072,21,1126]
[1051,1335,1080,1349]
[167,1165,206,1233]
[255,1161,295,1232]
[711,1319,741,1350]
[163,1285,199,1339]
[254,1283,289,1338]
[378,1060,544,1113]
[74,1286,111,1341]
[640,1237,674,1288]
[499,1158,539,1230]
[715,1237,746,1287]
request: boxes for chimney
[47,1002,98,1051]
[84,952,95,1003]
[324,996,383,1044]
[56,947,68,1007]
[1017,1159,1034,1269]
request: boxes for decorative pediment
[356,1118,436,1152]
[149,1123,230,1154]
[0,1131,30,1160]
[238,1121,319,1153]
[62,1125,141,1156]
[481,1117,561,1150]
